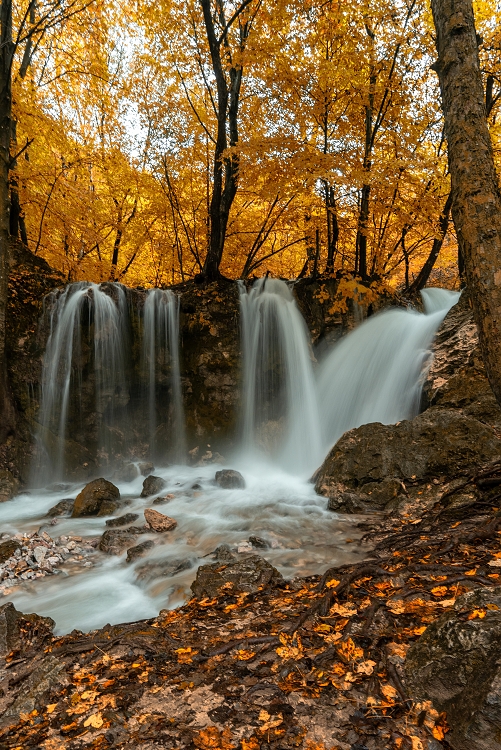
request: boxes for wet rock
[140,475,166,497]
[315,408,501,505]
[1,655,64,727]
[33,546,48,564]
[144,508,177,532]
[126,540,155,563]
[114,462,139,483]
[237,541,253,553]
[105,513,140,528]
[197,450,225,466]
[214,469,246,490]
[138,461,155,477]
[0,469,20,503]
[0,538,21,564]
[212,544,236,561]
[72,478,121,518]
[153,493,176,505]
[46,499,74,517]
[406,586,501,750]
[191,554,283,599]
[327,478,405,513]
[0,602,22,655]
[249,536,269,549]
[135,558,193,582]
[99,529,137,555]
[327,490,373,514]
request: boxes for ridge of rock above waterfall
[405,586,501,750]
[71,478,121,517]
[214,469,246,489]
[315,407,501,512]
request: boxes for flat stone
[140,475,166,497]
[126,540,155,563]
[214,469,246,489]
[191,554,283,599]
[105,513,139,528]
[72,478,121,517]
[144,508,177,532]
[33,546,48,564]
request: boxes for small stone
[99,530,137,556]
[47,557,60,566]
[33,546,48,564]
[66,541,77,551]
[126,540,155,563]
[46,499,74,517]
[153,494,176,505]
[140,475,167,498]
[105,513,139,528]
[138,462,155,477]
[83,562,92,568]
[249,536,268,549]
[214,469,246,489]
[212,544,236,561]
[144,508,177,532]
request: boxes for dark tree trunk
[431,0,501,408]
[323,182,339,275]
[0,0,16,439]
[408,190,453,294]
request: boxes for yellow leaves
[83,712,103,729]
[276,633,303,660]
[336,637,364,663]
[235,650,256,661]
[258,709,283,731]
[193,726,235,749]
[325,578,341,589]
[380,683,398,702]
[241,738,260,750]
[431,586,448,597]
[356,659,376,675]
[175,647,197,663]
[467,609,486,620]
[329,602,358,617]
[46,704,58,714]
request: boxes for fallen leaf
[325,578,341,589]
[46,704,58,714]
[83,713,103,729]
[381,684,398,702]
[330,602,358,617]
[467,609,486,620]
[356,660,376,675]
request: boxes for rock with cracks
[405,586,501,750]
[144,508,177,532]
[140,475,166,497]
[71,478,121,517]
[191,554,283,599]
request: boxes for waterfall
[316,287,460,458]
[142,289,186,463]
[239,278,322,475]
[33,282,130,484]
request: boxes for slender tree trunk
[323,182,339,275]
[0,0,15,439]
[408,191,453,294]
[431,0,501,408]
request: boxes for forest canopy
[8,0,501,288]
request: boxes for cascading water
[33,282,130,484]
[239,278,322,475]
[142,289,186,463]
[316,287,460,458]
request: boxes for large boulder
[71,478,121,517]
[0,602,55,657]
[315,407,501,503]
[405,586,501,750]
[191,555,283,599]
[214,469,246,489]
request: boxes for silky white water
[5,284,460,633]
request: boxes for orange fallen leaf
[83,713,103,729]
[467,609,486,620]
[325,578,341,589]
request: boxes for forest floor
[2,463,501,750]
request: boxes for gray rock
[214,469,246,489]
[315,408,501,505]
[114,462,139,483]
[191,554,283,599]
[33,546,48,564]
[46,499,74,517]
[327,491,372,514]
[0,538,21,564]
[213,543,236,561]
[249,536,269,549]
[138,461,155,477]
[126,540,154,563]
[0,469,20,503]
[98,529,137,555]
[0,602,22,656]
[406,586,501,750]
[327,478,405,513]
[105,513,139,528]
[71,478,121,517]
[0,655,65,727]
[140,475,166,497]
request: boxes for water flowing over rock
[405,586,501,750]
[214,469,246,489]
[239,278,322,476]
[140,475,166,497]
[191,555,283,598]
[71,478,121,518]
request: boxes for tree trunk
[323,182,339,275]
[431,0,501,408]
[0,0,16,440]
[408,190,453,294]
